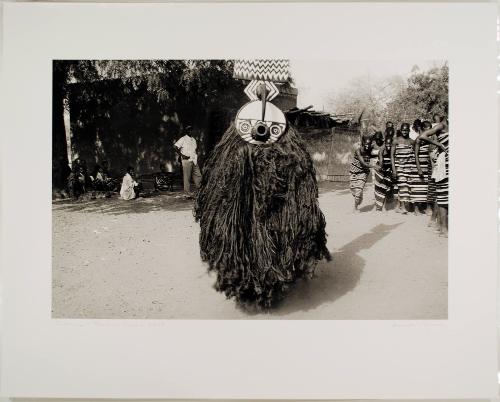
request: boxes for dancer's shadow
[269,222,403,316]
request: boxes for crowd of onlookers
[350,115,449,237]
[54,126,201,202]
[54,118,449,237]
[54,157,176,201]
[66,159,119,199]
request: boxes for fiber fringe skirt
[194,125,331,308]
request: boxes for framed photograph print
[1,1,498,399]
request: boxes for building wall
[301,127,362,182]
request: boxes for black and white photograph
[51,59,449,319]
[3,2,499,399]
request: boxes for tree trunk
[52,70,69,190]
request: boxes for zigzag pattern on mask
[233,60,290,83]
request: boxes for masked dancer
[194,60,330,308]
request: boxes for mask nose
[252,122,270,141]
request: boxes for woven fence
[303,127,362,182]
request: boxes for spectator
[120,166,141,200]
[68,165,86,199]
[174,126,202,197]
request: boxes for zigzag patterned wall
[233,60,290,83]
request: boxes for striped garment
[394,143,416,203]
[427,176,437,203]
[374,149,395,210]
[349,151,371,205]
[427,145,438,203]
[409,143,430,203]
[436,131,449,206]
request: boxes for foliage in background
[328,74,404,133]
[385,63,448,127]
[52,60,239,184]
[328,63,448,132]
[92,60,236,109]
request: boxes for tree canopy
[328,63,448,132]
[52,60,239,180]
[385,64,448,126]
[55,60,236,107]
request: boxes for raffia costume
[194,60,330,308]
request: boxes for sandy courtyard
[52,183,447,319]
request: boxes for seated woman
[77,158,93,190]
[92,163,119,192]
[91,164,104,190]
[120,166,141,200]
[68,165,86,199]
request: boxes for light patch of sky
[290,59,445,112]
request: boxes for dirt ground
[52,183,447,319]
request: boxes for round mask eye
[269,124,282,137]
[238,120,252,135]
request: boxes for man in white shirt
[174,126,202,196]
